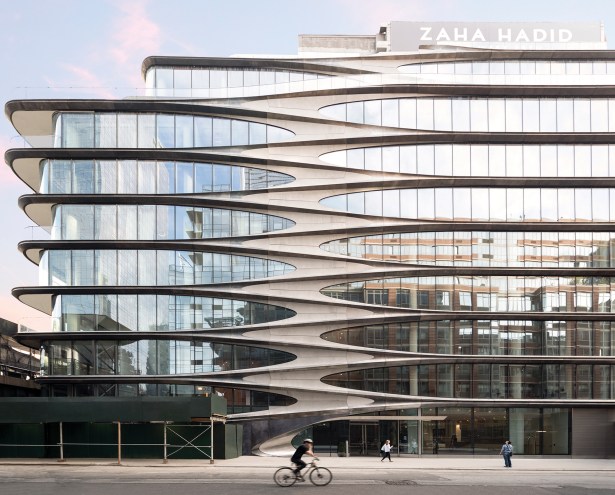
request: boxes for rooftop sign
[389,22,605,51]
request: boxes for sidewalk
[0,455,613,471]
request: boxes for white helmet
[303,438,313,444]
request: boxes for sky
[2,0,615,330]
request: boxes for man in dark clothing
[291,438,316,479]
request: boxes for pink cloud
[108,0,162,86]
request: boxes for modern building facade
[5,21,615,457]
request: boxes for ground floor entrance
[293,407,579,456]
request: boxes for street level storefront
[293,407,614,457]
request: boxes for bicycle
[273,459,332,487]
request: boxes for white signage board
[389,22,604,51]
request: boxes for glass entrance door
[349,423,380,456]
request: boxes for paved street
[1,456,614,494]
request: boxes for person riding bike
[291,438,316,479]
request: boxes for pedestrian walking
[500,440,513,468]
[380,439,393,462]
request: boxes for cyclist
[291,438,316,480]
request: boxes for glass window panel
[452,99,470,131]
[609,100,615,132]
[471,188,489,221]
[434,145,453,175]
[95,250,117,286]
[416,99,434,129]
[593,188,609,221]
[382,146,399,172]
[524,189,541,221]
[95,114,117,148]
[175,115,194,147]
[137,114,156,148]
[138,205,156,240]
[117,205,137,239]
[540,146,557,177]
[539,100,557,132]
[400,189,417,218]
[507,146,522,176]
[72,250,94,285]
[212,118,231,146]
[117,160,137,194]
[249,122,266,144]
[320,104,346,121]
[470,99,488,132]
[452,145,470,176]
[49,160,73,194]
[117,249,137,285]
[507,189,523,221]
[209,69,227,88]
[558,146,574,177]
[591,100,609,132]
[505,100,522,132]
[488,100,506,132]
[156,114,175,148]
[433,99,452,131]
[453,188,471,220]
[213,164,231,192]
[399,99,417,128]
[231,119,249,145]
[117,114,137,148]
[574,99,591,132]
[491,188,506,221]
[62,113,94,147]
[347,148,365,170]
[365,190,383,216]
[400,146,417,174]
[346,192,364,214]
[364,100,382,125]
[176,162,194,193]
[95,160,117,194]
[94,205,117,240]
[592,145,609,176]
[138,250,157,286]
[417,188,434,219]
[383,189,400,217]
[346,102,364,124]
[194,117,213,147]
[575,189,592,221]
[524,146,540,177]
[434,188,452,219]
[417,145,434,175]
[558,189,575,221]
[194,163,213,193]
[364,148,381,172]
[157,161,175,194]
[522,100,540,132]
[575,146,592,177]
[382,99,399,127]
[541,189,558,221]
[73,160,94,194]
[228,69,244,87]
[137,161,156,194]
[557,100,574,132]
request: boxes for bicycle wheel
[309,467,332,486]
[274,467,297,487]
